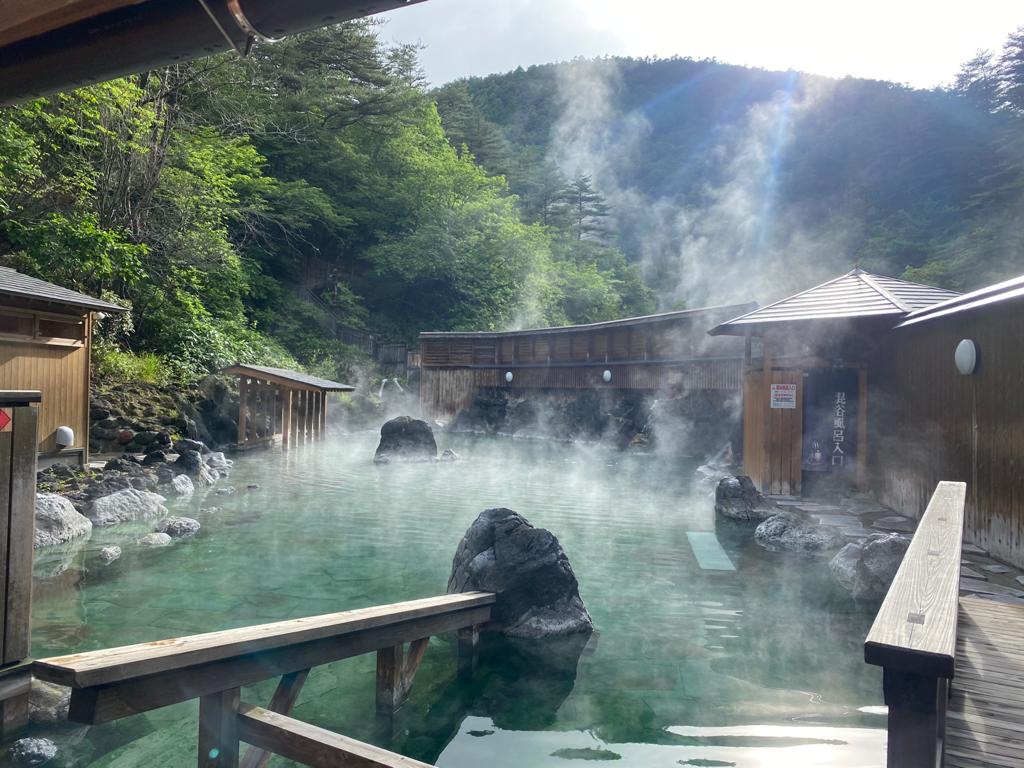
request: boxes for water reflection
[28,432,885,766]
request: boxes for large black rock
[374,416,437,462]
[714,475,777,521]
[447,508,593,639]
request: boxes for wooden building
[709,269,958,497]
[419,304,753,420]
[0,268,125,463]
[222,364,353,449]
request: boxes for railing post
[199,687,240,768]
[457,625,480,681]
[882,668,945,768]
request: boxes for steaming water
[30,433,886,767]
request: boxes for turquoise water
[30,432,886,767]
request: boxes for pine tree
[557,172,611,242]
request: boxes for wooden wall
[0,316,90,453]
[871,300,1024,567]
[742,366,804,497]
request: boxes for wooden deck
[945,596,1024,767]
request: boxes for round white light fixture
[954,339,977,376]
[55,426,74,449]
[505,371,514,383]
[602,369,612,383]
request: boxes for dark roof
[709,269,959,335]
[222,364,354,392]
[0,267,126,313]
[420,303,756,340]
[897,273,1024,328]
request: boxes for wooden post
[857,367,868,489]
[882,669,945,768]
[305,391,314,443]
[457,625,480,681]
[237,379,248,446]
[282,390,292,450]
[760,338,773,493]
[297,391,306,445]
[0,392,39,740]
[199,687,241,768]
[320,393,327,437]
[311,392,320,441]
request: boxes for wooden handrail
[863,481,966,768]
[34,593,494,767]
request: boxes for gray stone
[853,533,912,601]
[155,516,200,537]
[215,486,236,496]
[754,512,843,553]
[1017,575,1024,588]
[448,508,593,638]
[961,565,987,580]
[174,449,205,474]
[28,680,70,724]
[142,450,169,466]
[714,475,776,522]
[34,493,92,548]
[99,545,122,563]
[960,578,1024,598]
[89,489,168,525]
[137,532,172,547]
[981,564,1011,574]
[962,543,987,555]
[173,438,206,455]
[206,451,233,472]
[8,738,58,766]
[374,416,437,462]
[439,448,460,461]
[830,543,861,591]
[169,474,195,497]
[871,515,917,533]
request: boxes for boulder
[155,516,200,537]
[755,512,843,553]
[714,475,776,521]
[447,508,593,638]
[173,438,206,455]
[103,456,141,473]
[28,680,70,724]
[134,430,161,445]
[206,451,233,472]
[852,533,911,601]
[99,545,122,563]
[374,416,437,462]
[440,448,460,461]
[89,489,168,526]
[142,450,169,466]
[169,474,195,497]
[34,493,92,548]
[137,532,172,547]
[8,738,58,766]
[174,449,205,474]
[829,542,861,592]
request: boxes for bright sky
[379,0,1022,88]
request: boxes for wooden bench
[34,592,494,767]
[864,481,966,768]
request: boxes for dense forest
[1,21,1021,386]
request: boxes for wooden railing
[864,481,967,768]
[34,592,495,767]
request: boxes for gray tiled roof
[0,267,126,312]
[222,364,354,391]
[709,269,959,334]
[897,273,1024,328]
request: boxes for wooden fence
[35,592,494,767]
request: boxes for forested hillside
[436,30,1024,308]
[0,22,651,386]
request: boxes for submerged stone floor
[775,497,1024,607]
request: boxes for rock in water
[137,532,172,547]
[99,545,122,563]
[374,416,437,462]
[89,489,168,525]
[714,475,776,521]
[829,542,862,592]
[34,493,92,548]
[8,737,58,766]
[169,474,195,496]
[155,516,201,537]
[829,532,911,601]
[447,508,593,638]
[28,680,70,724]
[755,512,843,553]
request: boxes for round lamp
[602,369,612,383]
[954,339,977,376]
[55,426,74,449]
[505,371,514,383]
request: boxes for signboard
[802,369,858,474]
[770,383,797,409]
[0,408,11,433]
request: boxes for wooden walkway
[946,596,1024,768]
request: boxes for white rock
[34,493,92,548]
[170,474,194,497]
[155,516,200,537]
[28,679,70,724]
[99,545,122,563]
[89,489,168,525]
[206,451,233,472]
[137,532,172,547]
[9,737,58,766]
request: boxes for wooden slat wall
[0,336,89,452]
[870,301,1024,567]
[743,370,766,490]
[419,369,477,420]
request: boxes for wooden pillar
[282,389,292,449]
[305,391,314,442]
[311,392,320,441]
[759,339,773,494]
[857,368,869,489]
[320,392,327,437]
[457,625,480,681]
[0,392,40,739]
[199,687,240,768]
[882,668,945,768]
[237,378,248,445]
[299,391,308,445]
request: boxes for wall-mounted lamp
[55,426,74,449]
[505,371,514,383]
[954,339,977,376]
[602,369,612,383]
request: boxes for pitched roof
[897,273,1024,328]
[709,269,959,335]
[222,364,354,392]
[0,267,126,313]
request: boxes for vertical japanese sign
[802,369,858,474]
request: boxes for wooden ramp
[945,596,1024,768]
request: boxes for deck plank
[947,596,1024,766]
